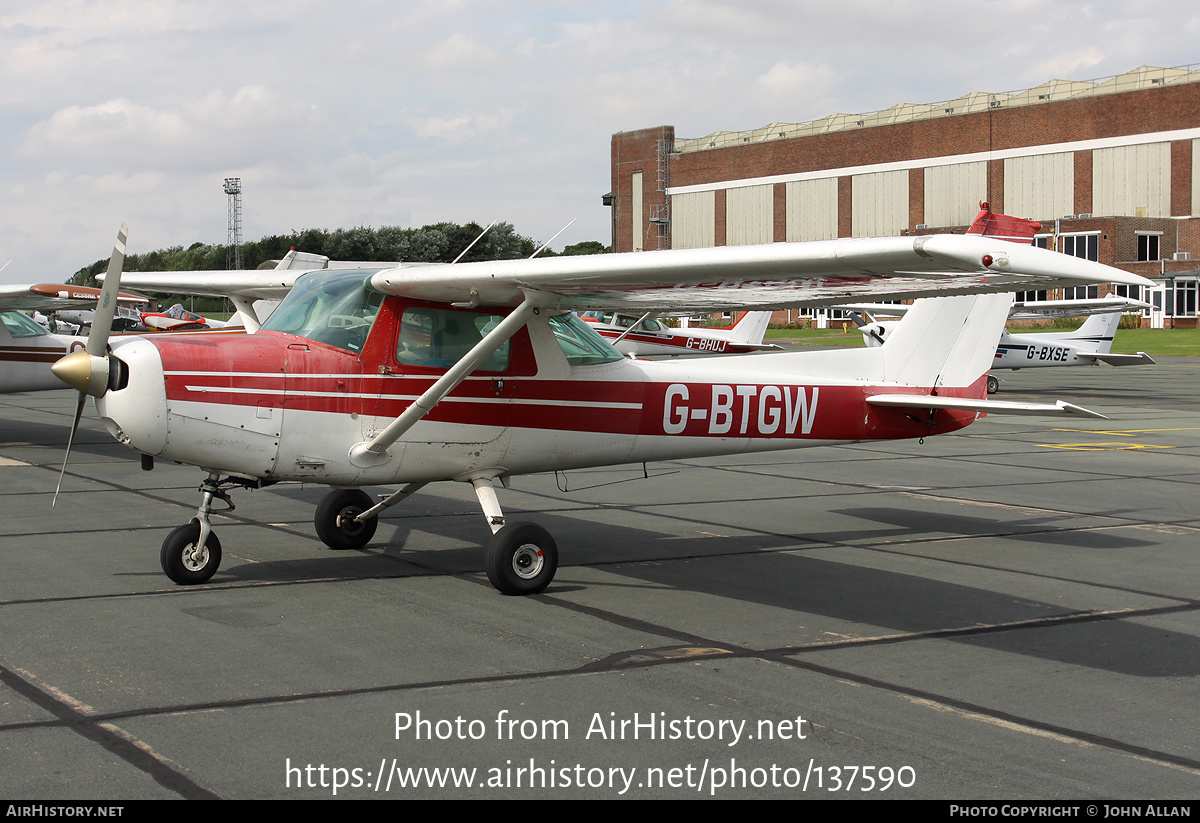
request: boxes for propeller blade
[52,391,88,507]
[51,224,127,506]
[87,223,127,357]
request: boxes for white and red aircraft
[140,303,227,331]
[579,310,779,356]
[0,283,148,393]
[54,224,1151,595]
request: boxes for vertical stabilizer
[879,293,1014,389]
[1068,312,1119,353]
[728,311,772,344]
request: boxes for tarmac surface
[1,358,1198,800]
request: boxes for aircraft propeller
[50,224,128,504]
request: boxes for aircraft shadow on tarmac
[181,497,1197,680]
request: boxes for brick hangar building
[608,64,1200,328]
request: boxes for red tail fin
[965,201,1041,244]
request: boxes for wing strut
[347,291,547,467]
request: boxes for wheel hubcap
[183,543,209,572]
[337,508,365,535]
[512,544,544,579]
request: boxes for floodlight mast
[224,177,243,270]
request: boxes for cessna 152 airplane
[580,310,779,356]
[848,294,1155,393]
[53,224,1151,595]
[0,283,148,393]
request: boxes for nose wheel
[160,523,222,585]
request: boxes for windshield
[549,313,623,366]
[0,310,50,339]
[261,270,384,353]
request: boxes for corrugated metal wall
[851,170,907,237]
[785,178,838,241]
[1093,142,1170,217]
[670,190,715,249]
[725,185,773,245]
[924,162,987,227]
[1004,153,1073,220]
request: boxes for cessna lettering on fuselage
[663,384,818,436]
[55,222,1153,597]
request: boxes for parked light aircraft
[580,310,779,356]
[0,283,148,393]
[55,224,1151,595]
[848,294,1155,393]
[140,303,227,331]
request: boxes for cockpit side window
[396,307,510,372]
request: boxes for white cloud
[19,87,334,172]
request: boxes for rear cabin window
[397,307,510,372]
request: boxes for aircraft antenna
[530,218,577,258]
[451,220,498,264]
[224,177,243,270]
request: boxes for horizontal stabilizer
[1077,351,1156,366]
[866,394,1108,420]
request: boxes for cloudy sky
[3,0,1200,285]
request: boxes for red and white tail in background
[720,311,773,345]
[965,201,1041,244]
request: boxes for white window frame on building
[1164,277,1198,319]
[1135,231,1162,262]
[1059,231,1100,262]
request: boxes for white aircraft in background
[0,283,148,393]
[847,294,1155,393]
[579,310,780,356]
[55,222,1151,596]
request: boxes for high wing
[0,283,149,312]
[1010,295,1152,319]
[369,235,1152,311]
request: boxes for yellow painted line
[1053,427,1200,437]
[1038,443,1174,451]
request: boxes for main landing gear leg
[313,482,426,550]
[471,477,558,596]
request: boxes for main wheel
[160,523,222,585]
[485,522,558,595]
[315,489,378,550]
[986,374,999,394]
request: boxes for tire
[986,374,999,395]
[160,523,222,585]
[315,489,378,550]
[485,522,558,596]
